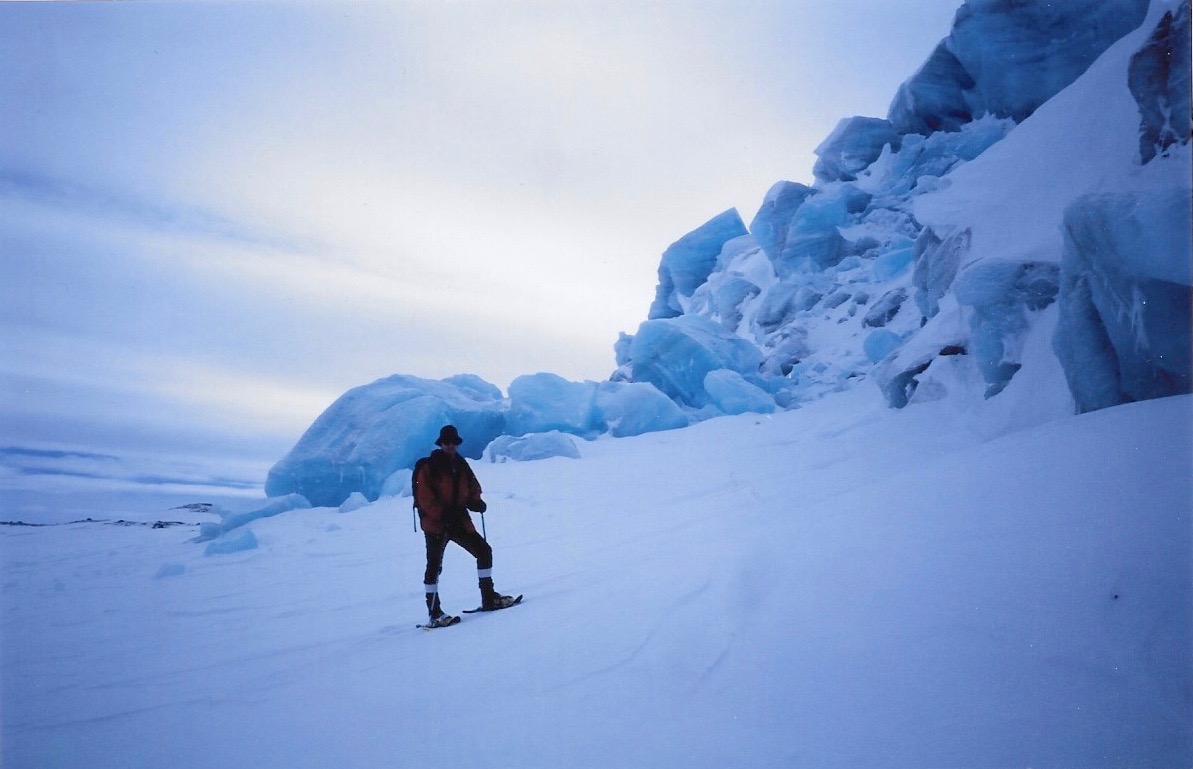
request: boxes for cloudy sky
[1,0,961,490]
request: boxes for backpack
[410,456,430,530]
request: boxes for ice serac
[687,235,772,333]
[889,0,1150,134]
[754,279,821,333]
[1055,188,1193,412]
[913,227,970,319]
[1129,2,1192,163]
[954,260,1059,397]
[863,116,1014,210]
[594,381,688,437]
[506,373,601,438]
[864,329,903,364]
[888,40,975,134]
[772,187,858,275]
[813,117,902,184]
[648,209,748,320]
[620,0,1187,422]
[485,432,581,463]
[626,314,763,408]
[750,181,815,264]
[704,369,775,415]
[265,374,506,507]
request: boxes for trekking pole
[480,512,487,541]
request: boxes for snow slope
[4,391,1190,769]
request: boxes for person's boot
[424,588,459,627]
[479,577,516,610]
[426,612,460,628]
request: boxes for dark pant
[423,514,492,585]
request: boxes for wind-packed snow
[3,391,1190,769]
[339,492,370,514]
[202,527,259,556]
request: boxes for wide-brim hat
[435,424,463,446]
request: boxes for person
[414,424,516,627]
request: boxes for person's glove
[467,499,487,513]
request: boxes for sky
[0,0,963,492]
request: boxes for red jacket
[414,449,484,535]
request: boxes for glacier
[265,374,506,507]
[266,0,1191,509]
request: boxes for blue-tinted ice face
[888,0,1149,133]
[648,209,749,321]
[1056,187,1192,412]
[266,374,506,507]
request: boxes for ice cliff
[623,0,1189,416]
[268,0,1191,507]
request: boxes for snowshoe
[485,593,517,611]
[464,594,523,613]
[418,613,461,629]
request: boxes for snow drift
[4,388,1190,769]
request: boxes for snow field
[3,389,1189,768]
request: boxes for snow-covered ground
[3,388,1189,769]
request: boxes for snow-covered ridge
[266,0,1190,509]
